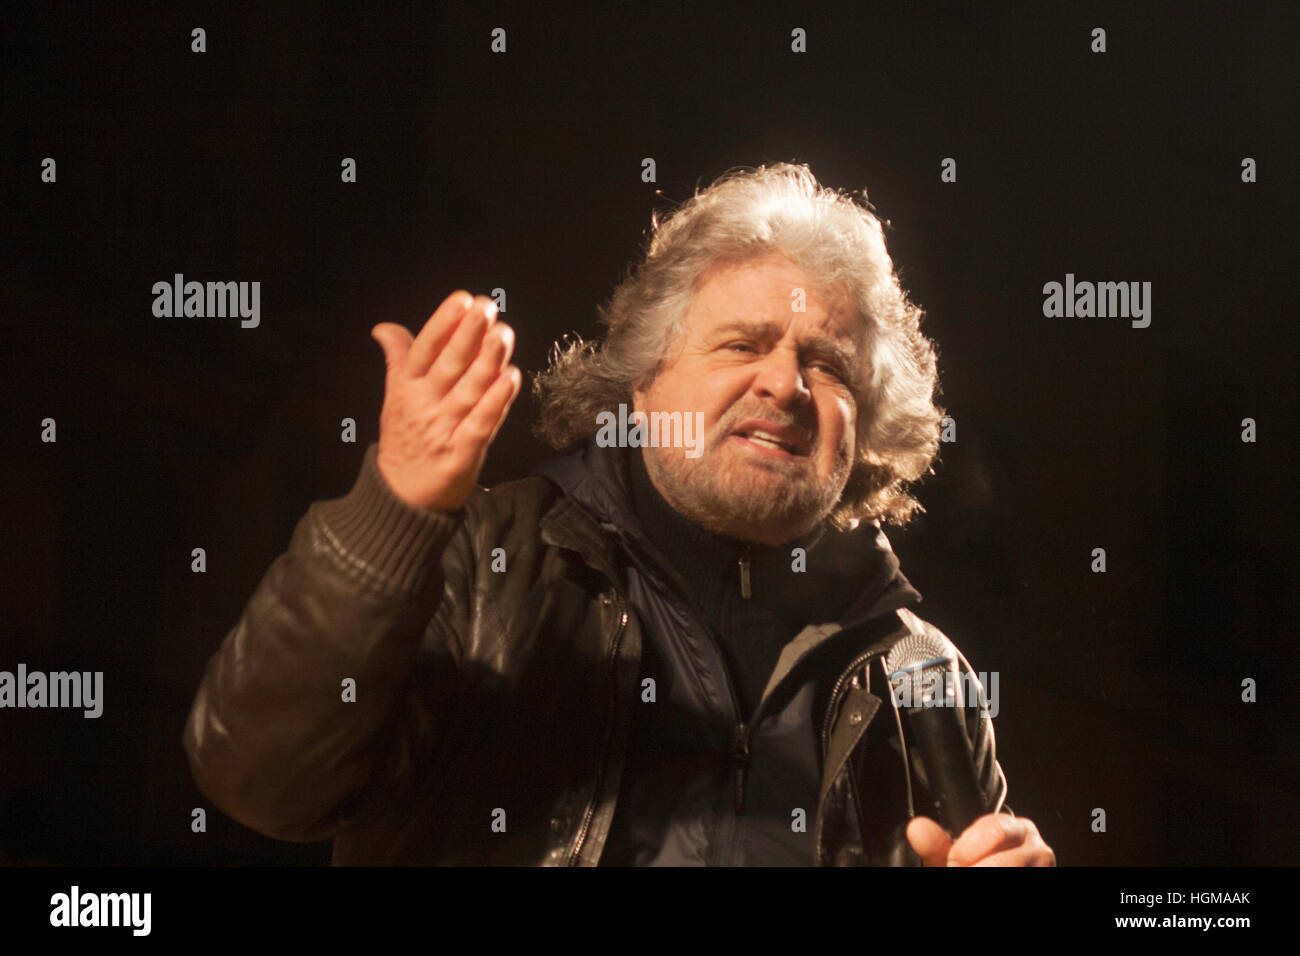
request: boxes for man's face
[632,253,865,545]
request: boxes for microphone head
[885,628,962,709]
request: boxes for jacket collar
[531,436,922,632]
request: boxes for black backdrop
[2,1,1297,867]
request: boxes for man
[183,162,1054,866]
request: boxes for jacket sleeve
[182,442,476,843]
[951,645,1012,818]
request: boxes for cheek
[651,376,698,412]
[823,398,855,443]
[682,382,729,424]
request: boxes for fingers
[947,814,1029,866]
[909,814,1056,868]
[970,845,1056,867]
[452,365,522,448]
[485,368,523,446]
[438,320,516,424]
[426,296,499,400]
[371,290,520,513]
[405,290,476,379]
[906,816,953,867]
[966,817,1055,866]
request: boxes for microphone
[886,629,986,836]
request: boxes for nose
[751,345,812,407]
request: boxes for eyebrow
[708,319,862,383]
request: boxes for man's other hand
[907,813,1056,866]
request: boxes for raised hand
[369,291,522,512]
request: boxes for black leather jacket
[183,441,1009,865]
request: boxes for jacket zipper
[820,648,877,761]
[567,593,629,866]
[594,529,753,859]
[814,646,881,866]
[731,723,751,814]
[728,542,757,815]
[718,677,750,866]
[724,677,748,823]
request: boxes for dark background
[2,1,1297,866]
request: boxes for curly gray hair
[531,161,945,528]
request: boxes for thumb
[370,322,414,375]
[906,816,954,867]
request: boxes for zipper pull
[732,722,751,814]
[738,551,752,599]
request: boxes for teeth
[747,431,793,452]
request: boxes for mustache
[715,408,816,446]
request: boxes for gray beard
[641,440,851,544]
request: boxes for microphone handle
[906,703,986,835]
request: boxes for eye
[726,342,756,354]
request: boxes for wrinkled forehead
[703,254,860,322]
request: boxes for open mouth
[731,426,809,458]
